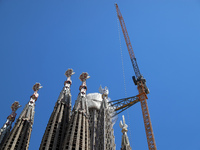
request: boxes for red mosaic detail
[7,114,15,122]
[11,101,20,111]
[30,94,38,101]
[65,69,73,77]
[79,72,89,82]
[64,80,72,85]
[33,83,40,91]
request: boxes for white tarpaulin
[86,93,103,110]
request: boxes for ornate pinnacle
[99,85,109,99]
[64,69,75,86]
[65,68,75,78]
[119,115,128,133]
[30,83,42,102]
[7,101,21,124]
[79,72,90,82]
[32,83,42,92]
[79,72,90,97]
[22,83,42,122]
[119,115,132,150]
[0,101,21,144]
[11,101,21,112]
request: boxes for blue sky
[0,0,200,150]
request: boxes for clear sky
[0,0,200,150]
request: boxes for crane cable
[116,12,133,147]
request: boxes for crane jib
[131,58,141,79]
[116,4,141,79]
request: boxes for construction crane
[109,96,139,116]
[113,3,157,150]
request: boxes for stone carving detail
[40,69,74,150]
[119,115,132,150]
[1,83,42,150]
[79,72,90,97]
[0,101,21,145]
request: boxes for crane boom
[115,3,141,79]
[115,3,157,150]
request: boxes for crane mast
[115,3,157,150]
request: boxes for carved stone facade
[62,72,90,150]
[39,69,74,150]
[1,83,42,150]
[95,95,116,150]
[62,94,90,150]
[40,71,117,150]
[88,108,99,150]
[0,69,131,150]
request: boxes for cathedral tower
[95,86,116,150]
[87,92,101,150]
[39,69,74,150]
[1,83,42,150]
[0,102,21,147]
[62,72,90,150]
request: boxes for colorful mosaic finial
[79,72,90,97]
[65,68,75,78]
[30,83,42,102]
[32,83,42,92]
[11,101,21,112]
[64,69,75,86]
[62,69,75,97]
[7,101,21,125]
[79,72,90,82]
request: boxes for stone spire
[87,91,102,150]
[39,69,74,150]
[0,102,21,147]
[95,86,116,150]
[88,106,98,150]
[1,83,42,150]
[119,115,131,150]
[62,72,90,150]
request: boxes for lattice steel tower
[1,83,42,150]
[39,69,74,150]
